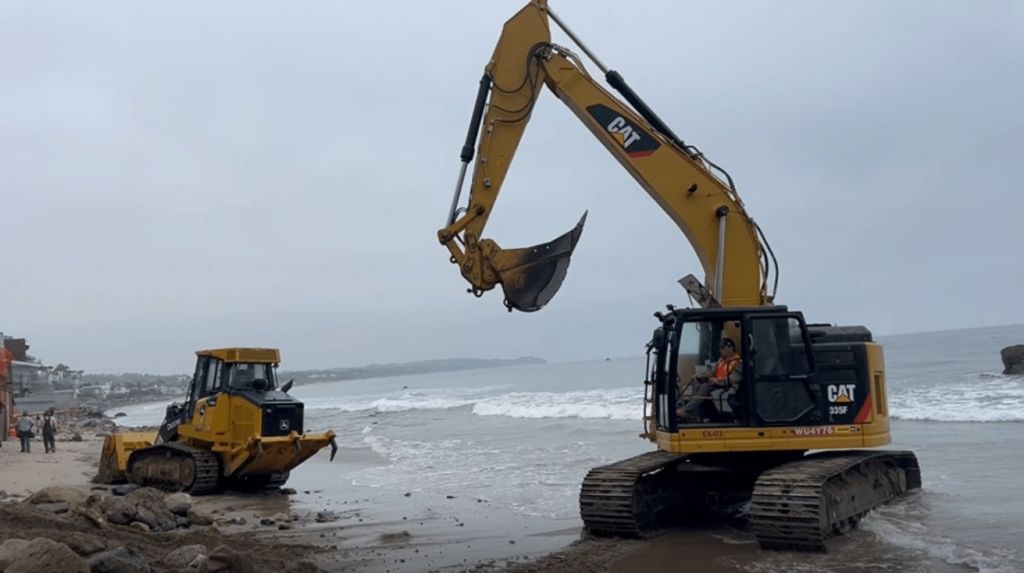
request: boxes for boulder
[99,496,137,525]
[0,539,30,570]
[62,533,108,557]
[135,504,177,532]
[163,545,208,569]
[26,486,88,506]
[36,501,72,514]
[1,538,89,573]
[164,492,193,515]
[86,546,153,573]
[74,506,108,529]
[1001,345,1024,375]
[126,488,179,531]
[129,521,151,532]
[207,545,254,573]
[112,484,140,496]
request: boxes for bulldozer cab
[652,306,818,431]
[188,349,280,401]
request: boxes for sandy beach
[0,422,707,573]
[0,421,588,573]
[0,423,892,573]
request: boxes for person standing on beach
[15,411,35,453]
[42,409,58,453]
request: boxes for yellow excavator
[96,348,337,493]
[438,1,920,551]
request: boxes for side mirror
[281,379,294,393]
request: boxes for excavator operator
[681,338,742,422]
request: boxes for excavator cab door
[741,312,819,426]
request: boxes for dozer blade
[492,212,587,312]
[93,431,158,484]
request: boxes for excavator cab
[650,306,819,432]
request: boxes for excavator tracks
[748,450,921,551]
[580,450,687,537]
[127,443,222,494]
[580,449,920,550]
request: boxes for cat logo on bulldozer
[827,384,856,404]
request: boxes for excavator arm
[439,0,776,311]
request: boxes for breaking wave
[889,375,1024,423]
[302,386,645,420]
[472,388,642,420]
[111,371,1024,427]
[301,393,475,413]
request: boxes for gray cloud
[2,1,1021,373]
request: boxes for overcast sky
[2,1,1022,373]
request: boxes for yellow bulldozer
[96,348,337,493]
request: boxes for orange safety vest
[715,355,741,381]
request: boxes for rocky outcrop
[1001,345,1024,375]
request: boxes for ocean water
[112,323,1024,572]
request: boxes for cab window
[205,359,223,395]
[226,363,276,391]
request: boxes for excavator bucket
[493,212,587,312]
[94,431,157,484]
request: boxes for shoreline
[0,411,589,573]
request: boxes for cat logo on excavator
[827,384,856,403]
[607,117,643,149]
[586,104,661,158]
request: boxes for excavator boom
[439,0,774,311]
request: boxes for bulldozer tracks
[127,443,221,494]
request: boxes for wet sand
[276,447,582,572]
[0,434,581,572]
[3,430,978,573]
